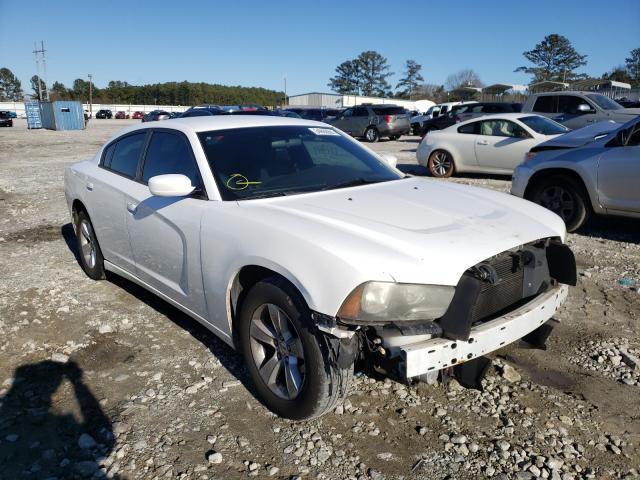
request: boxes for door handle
[477,140,489,145]
[86,182,94,191]
[126,202,138,214]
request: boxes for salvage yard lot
[0,119,639,479]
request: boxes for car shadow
[396,163,429,176]
[0,360,123,479]
[576,216,640,245]
[61,223,261,408]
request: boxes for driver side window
[342,108,353,118]
[141,131,202,189]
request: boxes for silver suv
[328,104,411,142]
[522,91,640,130]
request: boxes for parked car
[180,106,224,118]
[416,102,520,136]
[142,110,171,122]
[416,114,569,177]
[115,111,130,119]
[169,112,183,119]
[411,102,477,135]
[84,110,92,119]
[327,104,411,142]
[511,117,639,231]
[64,115,575,419]
[132,111,145,120]
[0,111,14,127]
[95,109,112,119]
[284,107,342,123]
[273,109,302,118]
[522,91,640,130]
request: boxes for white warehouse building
[287,92,434,112]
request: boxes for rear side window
[532,96,556,113]
[457,122,479,134]
[372,106,406,115]
[109,133,146,178]
[353,107,368,117]
[142,131,200,186]
[102,143,116,167]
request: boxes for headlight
[337,282,455,324]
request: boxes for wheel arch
[523,168,597,212]
[226,264,310,348]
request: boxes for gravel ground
[0,119,639,479]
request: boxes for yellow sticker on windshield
[226,173,262,190]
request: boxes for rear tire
[527,175,590,232]
[238,276,352,420]
[427,150,455,178]
[364,127,379,143]
[389,135,400,141]
[74,209,106,280]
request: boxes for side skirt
[104,260,234,348]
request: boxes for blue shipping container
[24,101,42,129]
[40,101,85,130]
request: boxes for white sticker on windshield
[308,127,340,136]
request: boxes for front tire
[75,210,106,280]
[428,150,455,178]
[364,127,379,143]
[239,277,352,420]
[528,175,590,232]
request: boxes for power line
[32,40,49,101]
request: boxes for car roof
[108,115,331,138]
[452,112,536,126]
[530,90,595,97]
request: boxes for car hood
[237,177,565,285]
[534,121,621,149]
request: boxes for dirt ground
[0,119,639,480]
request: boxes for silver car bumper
[401,284,569,378]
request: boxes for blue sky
[1,0,638,96]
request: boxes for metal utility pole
[33,41,49,101]
[283,75,287,106]
[88,74,93,117]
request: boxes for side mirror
[381,154,398,168]
[577,104,594,113]
[148,174,195,197]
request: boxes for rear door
[597,123,640,214]
[89,131,148,273]
[330,108,354,134]
[124,129,209,316]
[473,119,537,172]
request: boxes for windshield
[198,126,402,200]
[585,94,623,110]
[518,115,569,135]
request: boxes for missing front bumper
[399,284,568,379]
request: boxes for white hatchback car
[416,113,569,177]
[65,115,576,419]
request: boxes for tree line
[0,73,285,106]
[328,38,640,103]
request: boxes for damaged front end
[321,238,576,387]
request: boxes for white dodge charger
[64,115,576,419]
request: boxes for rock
[248,462,259,471]
[376,452,393,461]
[497,440,511,452]
[51,352,69,363]
[75,460,97,477]
[77,433,96,449]
[435,407,447,417]
[501,364,522,383]
[207,435,217,444]
[558,416,573,426]
[451,434,467,444]
[207,451,223,464]
[268,466,279,476]
[621,350,639,371]
[368,468,385,480]
[418,426,428,436]
[317,447,332,462]
[469,442,479,453]
[222,380,241,388]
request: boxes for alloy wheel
[538,185,575,222]
[431,152,452,177]
[79,219,96,269]
[249,303,305,400]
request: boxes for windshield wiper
[320,178,384,191]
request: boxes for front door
[473,119,536,172]
[597,123,640,214]
[124,130,208,317]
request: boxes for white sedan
[416,113,569,177]
[64,115,575,419]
